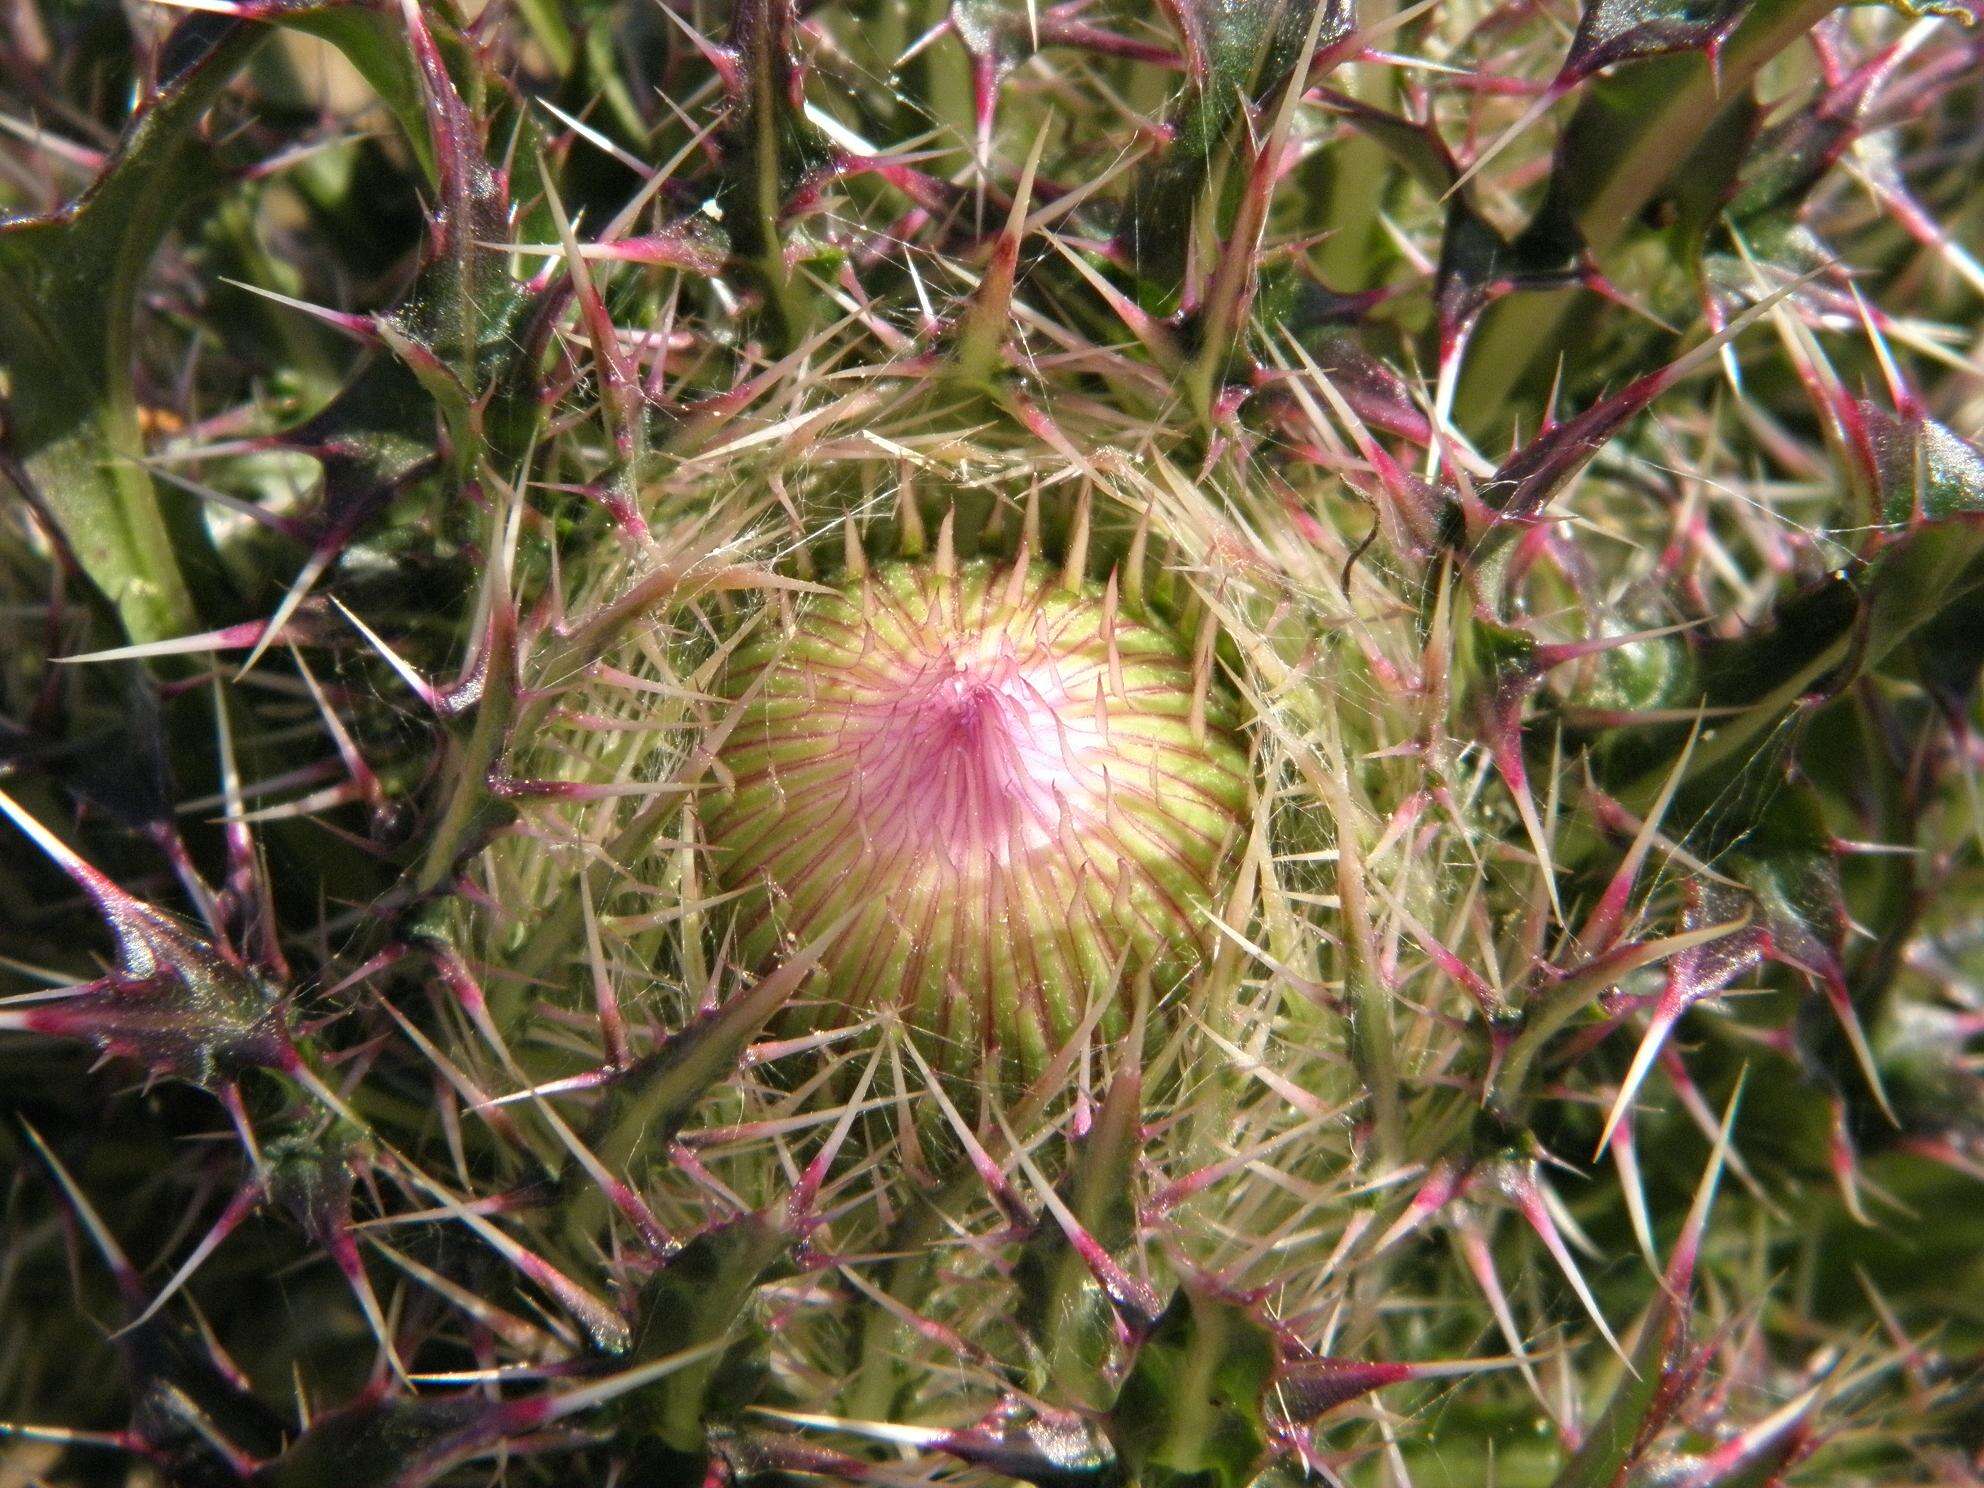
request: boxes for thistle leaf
[716,0,835,344]
[1860,406,1984,526]
[560,911,857,1250]
[1458,0,1839,421]
[0,15,268,643]
[1560,0,1750,84]
[1549,1091,1740,1488]
[625,1216,788,1451]
[1105,1282,1277,1488]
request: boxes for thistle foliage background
[1,0,1983,1485]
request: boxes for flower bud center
[707,559,1250,1076]
[860,648,1092,867]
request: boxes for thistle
[2,1,1983,1486]
[708,546,1250,1076]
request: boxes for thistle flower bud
[707,558,1249,1076]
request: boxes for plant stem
[1321,766,1405,1169]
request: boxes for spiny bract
[1,0,1983,1486]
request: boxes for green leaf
[1314,91,1459,198]
[0,1,519,647]
[1601,506,1984,817]
[277,6,454,189]
[1861,406,1984,526]
[558,914,854,1257]
[1105,1282,1278,1488]
[1119,0,1352,291]
[1456,0,1839,426]
[256,1397,484,1488]
[626,1216,787,1450]
[1661,89,1763,257]
[1726,797,1845,974]
[1548,1100,1735,1488]
[0,17,270,643]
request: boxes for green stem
[412,614,520,899]
[845,1182,953,1420]
[1323,770,1404,1170]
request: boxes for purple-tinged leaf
[0,789,296,1088]
[1457,0,1840,422]
[1013,1022,1144,1408]
[1729,817,1896,1123]
[930,1409,1119,1488]
[268,1129,402,1378]
[758,1405,1118,1488]
[1550,1089,1741,1488]
[1478,284,1791,535]
[558,910,858,1247]
[1666,1382,1822,1488]
[1727,38,1905,228]
[625,1214,787,1451]
[1277,1354,1510,1423]
[1308,89,1585,372]
[1559,0,1750,86]
[251,1351,746,1488]
[1266,331,1432,446]
[1433,202,1584,377]
[1857,405,1984,528]
[1480,371,1679,524]
[1595,877,1762,1158]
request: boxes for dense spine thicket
[1,1,1983,1486]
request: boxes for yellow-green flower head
[708,556,1250,1078]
